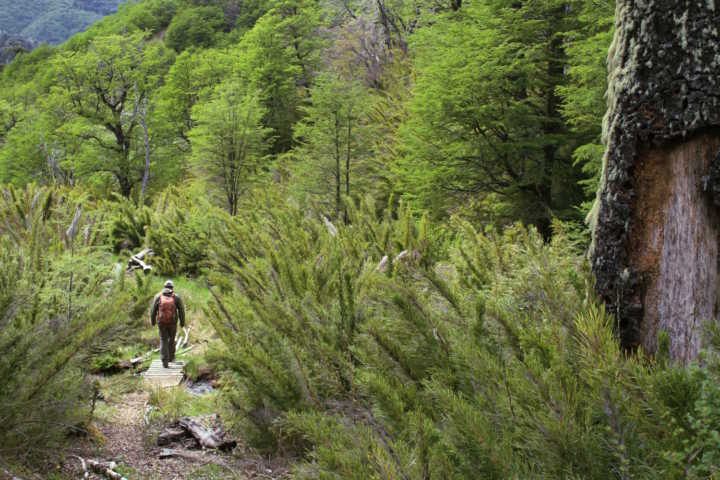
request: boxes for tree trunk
[590,1,720,363]
[140,98,151,205]
[345,116,352,224]
[335,111,342,220]
[629,132,720,362]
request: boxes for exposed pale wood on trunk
[629,133,720,362]
[590,1,720,362]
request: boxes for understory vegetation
[1,0,720,478]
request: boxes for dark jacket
[151,288,186,327]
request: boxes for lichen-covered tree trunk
[591,1,720,363]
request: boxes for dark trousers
[159,322,177,366]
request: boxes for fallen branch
[176,345,196,356]
[95,347,159,373]
[87,459,127,480]
[157,416,235,451]
[71,457,127,480]
[130,347,160,366]
[175,327,190,351]
[71,456,88,479]
[158,448,209,461]
[143,401,155,426]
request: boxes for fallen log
[157,427,188,446]
[94,347,159,373]
[176,344,196,357]
[178,417,237,451]
[127,248,153,273]
[72,455,88,479]
[131,347,160,365]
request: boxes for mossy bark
[591,1,720,362]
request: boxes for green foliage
[203,189,720,478]
[47,32,174,196]
[188,81,270,215]
[108,195,153,254]
[290,72,379,219]
[558,0,615,209]
[126,0,179,34]
[165,6,225,52]
[0,184,150,457]
[107,186,217,275]
[146,186,216,275]
[239,0,324,153]
[5,2,720,477]
[396,0,594,232]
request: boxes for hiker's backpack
[158,294,176,325]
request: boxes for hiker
[150,280,186,368]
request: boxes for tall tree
[240,0,323,153]
[50,33,173,197]
[189,82,270,215]
[558,0,615,210]
[155,47,236,148]
[291,73,376,220]
[591,1,720,362]
[397,0,585,233]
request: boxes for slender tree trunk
[591,1,720,363]
[140,98,151,205]
[537,13,565,240]
[335,112,342,220]
[345,116,352,223]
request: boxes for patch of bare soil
[63,390,290,480]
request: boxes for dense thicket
[205,190,720,478]
[0,184,150,456]
[3,0,720,477]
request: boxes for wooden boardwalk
[142,359,185,387]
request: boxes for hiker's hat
[164,280,174,289]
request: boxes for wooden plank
[142,359,186,387]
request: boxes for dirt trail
[58,282,292,479]
[64,383,288,480]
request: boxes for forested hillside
[0,0,123,44]
[2,0,720,478]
